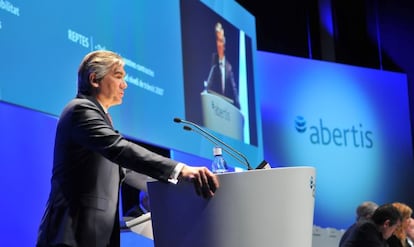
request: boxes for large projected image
[0,0,185,137]
[257,51,414,228]
[180,0,258,146]
[0,0,263,168]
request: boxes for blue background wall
[256,52,413,228]
[0,103,56,247]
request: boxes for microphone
[173,117,253,170]
[203,64,216,91]
[183,125,247,168]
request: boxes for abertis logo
[294,116,374,148]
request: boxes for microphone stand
[183,125,248,169]
[174,117,253,170]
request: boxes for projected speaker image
[180,0,258,146]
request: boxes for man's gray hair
[77,50,124,95]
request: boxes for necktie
[220,61,225,93]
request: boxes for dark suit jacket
[387,234,405,247]
[342,220,388,247]
[206,53,240,109]
[339,223,357,247]
[36,94,178,247]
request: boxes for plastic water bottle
[211,146,228,173]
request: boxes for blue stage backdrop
[0,102,56,247]
[257,51,414,229]
[0,1,261,246]
[0,0,263,170]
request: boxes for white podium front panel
[148,167,316,247]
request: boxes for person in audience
[406,217,414,247]
[36,50,219,247]
[387,202,413,247]
[205,22,240,109]
[339,201,379,247]
[342,203,402,247]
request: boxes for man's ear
[89,73,99,88]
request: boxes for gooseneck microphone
[204,64,216,88]
[173,117,253,170]
[183,125,247,169]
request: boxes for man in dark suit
[206,22,240,109]
[36,50,219,247]
[342,203,401,247]
[339,201,379,247]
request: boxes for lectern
[147,167,316,247]
[200,91,244,141]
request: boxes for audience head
[371,203,402,240]
[356,201,379,222]
[391,202,413,245]
[406,217,414,241]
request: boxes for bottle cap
[213,146,222,156]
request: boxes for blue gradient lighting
[319,0,334,36]
[257,51,413,228]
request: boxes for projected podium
[200,91,244,141]
[147,167,316,247]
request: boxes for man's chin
[112,100,122,107]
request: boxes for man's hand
[179,165,219,198]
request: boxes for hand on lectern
[179,165,219,199]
